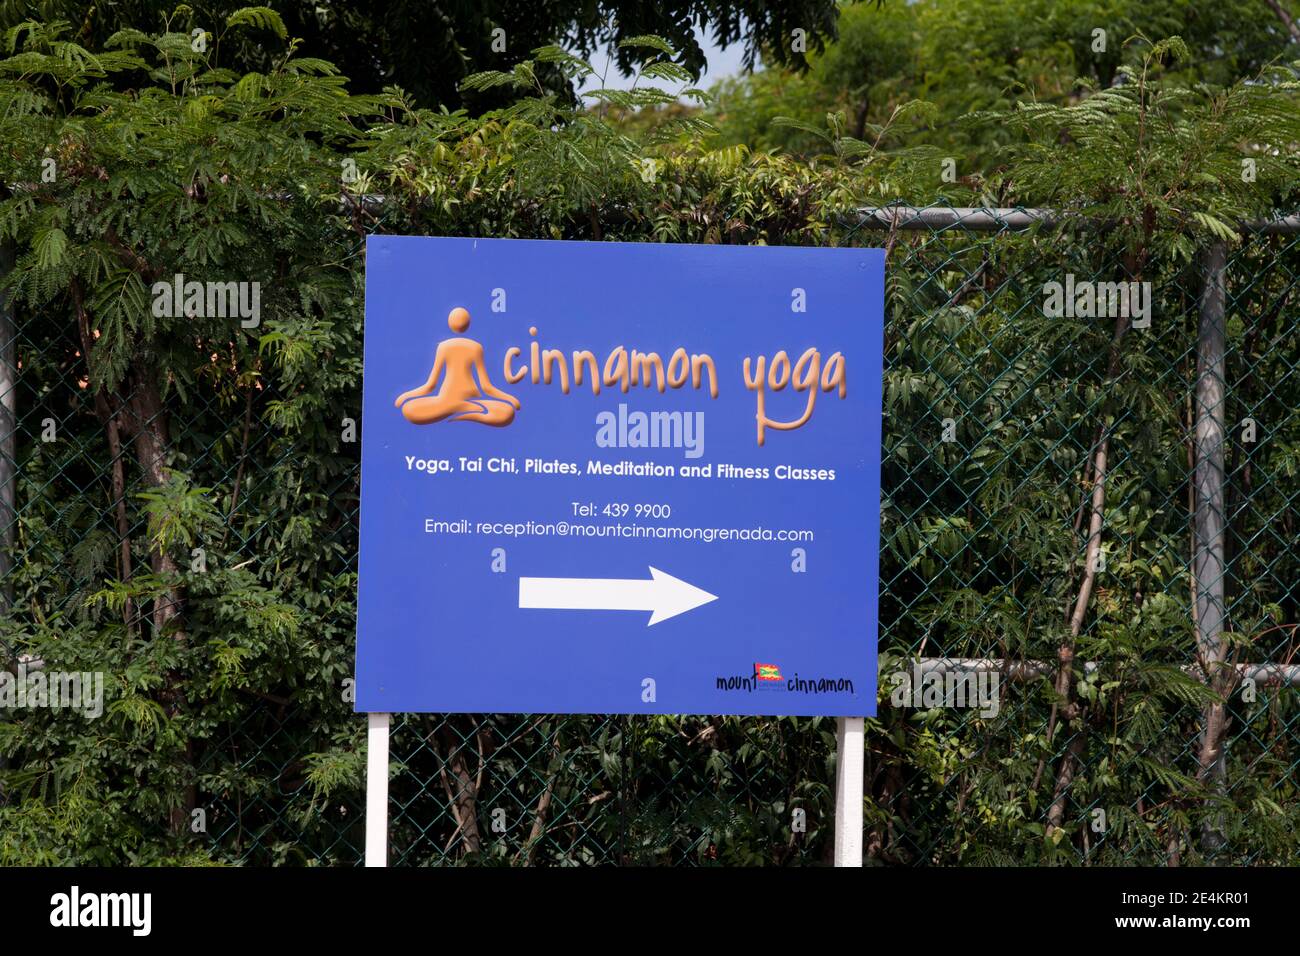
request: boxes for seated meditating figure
[394,307,520,426]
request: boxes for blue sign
[355,237,884,716]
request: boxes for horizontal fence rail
[856,205,1300,233]
[907,658,1300,686]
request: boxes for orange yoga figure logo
[395,307,520,427]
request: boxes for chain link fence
[2,204,1297,865]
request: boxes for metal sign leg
[834,716,864,867]
[365,712,390,867]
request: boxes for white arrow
[518,566,718,626]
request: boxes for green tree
[1,0,851,109]
[0,11,383,859]
[708,0,1300,175]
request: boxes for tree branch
[1264,0,1300,44]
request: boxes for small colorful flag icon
[754,663,783,682]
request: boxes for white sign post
[834,716,865,866]
[365,712,390,867]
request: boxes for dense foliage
[708,0,1300,175]
[0,7,1297,864]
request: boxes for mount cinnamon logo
[715,662,855,695]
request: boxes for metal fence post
[1193,240,1229,855]
[0,239,14,800]
[0,238,14,615]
